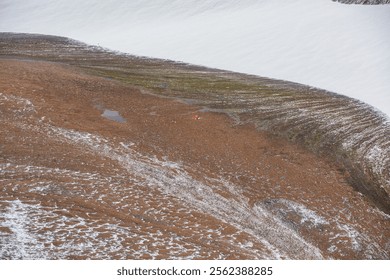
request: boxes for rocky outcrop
[333,0,390,4]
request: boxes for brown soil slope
[1,59,389,259]
[2,33,389,215]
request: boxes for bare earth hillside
[0,34,389,259]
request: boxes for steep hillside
[1,32,389,214]
[1,34,389,259]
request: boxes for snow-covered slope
[1,0,389,116]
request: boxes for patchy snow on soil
[0,199,155,259]
[1,88,388,259]
[0,92,36,116]
[0,200,48,259]
[1,0,389,116]
[43,124,323,259]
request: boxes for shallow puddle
[101,109,126,123]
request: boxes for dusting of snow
[260,199,329,228]
[1,91,388,258]
[0,92,36,116]
[33,123,324,259]
[0,200,48,259]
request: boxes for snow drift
[0,0,389,116]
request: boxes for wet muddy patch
[101,109,126,123]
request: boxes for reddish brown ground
[0,59,389,259]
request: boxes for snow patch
[0,200,48,259]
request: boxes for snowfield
[0,0,389,116]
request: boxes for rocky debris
[333,0,390,4]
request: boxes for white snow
[0,200,48,259]
[0,0,389,116]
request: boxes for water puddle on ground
[101,109,126,123]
